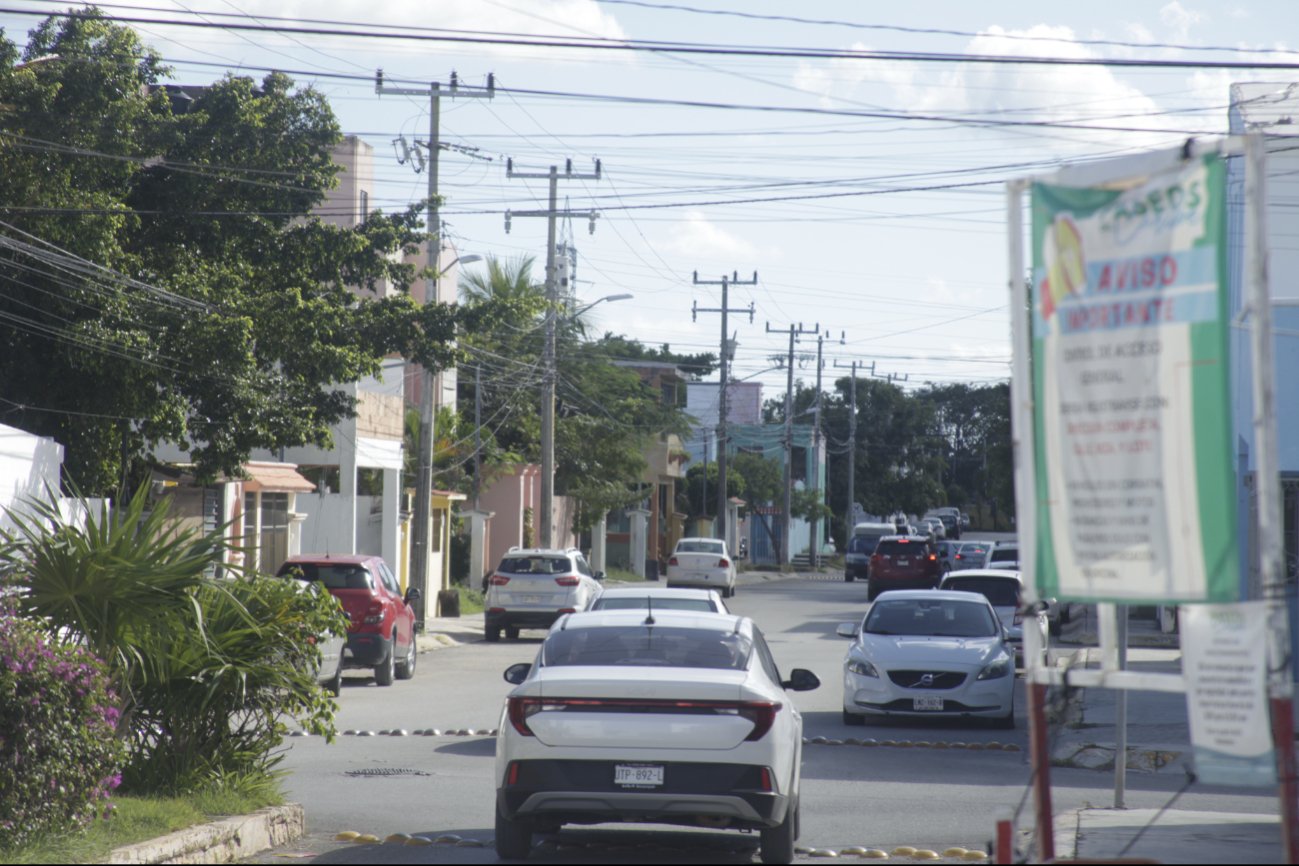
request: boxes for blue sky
[2,1,1294,399]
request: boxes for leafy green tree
[0,12,468,493]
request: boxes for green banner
[1030,154,1238,603]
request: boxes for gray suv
[484,548,604,642]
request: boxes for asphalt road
[251,563,1275,864]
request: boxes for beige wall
[355,390,404,441]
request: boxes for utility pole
[834,360,875,530]
[505,159,601,548]
[692,271,756,554]
[766,321,817,565]
[376,69,493,627]
[809,331,844,566]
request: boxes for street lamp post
[539,292,632,548]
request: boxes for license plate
[691,573,708,580]
[520,595,544,604]
[614,764,664,787]
[914,697,943,711]
[897,559,910,566]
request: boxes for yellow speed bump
[384,833,411,844]
[910,850,940,860]
[839,847,869,856]
[405,836,433,846]
[434,834,462,844]
[455,839,485,848]
[891,846,916,857]
[353,834,380,844]
[942,848,968,858]
[860,850,890,859]
[333,831,360,842]
[962,851,990,862]
[808,849,839,858]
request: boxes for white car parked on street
[665,537,737,598]
[494,609,820,864]
[838,590,1015,729]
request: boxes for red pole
[995,817,1014,864]
[1029,681,1055,862]
[1270,695,1299,863]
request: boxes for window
[359,189,369,223]
[244,492,289,572]
[432,510,443,553]
[543,626,752,670]
[607,509,631,533]
[377,561,400,594]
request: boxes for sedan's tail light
[489,575,511,586]
[927,553,937,562]
[718,558,731,568]
[363,601,384,625]
[505,696,781,740]
[554,576,580,587]
[668,556,679,567]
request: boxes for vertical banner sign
[1181,602,1275,786]
[1030,155,1238,603]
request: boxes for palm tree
[459,255,545,313]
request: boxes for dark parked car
[278,553,420,687]
[867,535,944,600]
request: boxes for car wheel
[760,795,798,865]
[495,802,533,860]
[395,635,417,680]
[505,626,520,640]
[326,655,343,697]
[842,710,866,727]
[374,636,396,687]
[485,626,501,643]
[866,582,879,601]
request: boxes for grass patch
[0,786,284,865]
[603,568,643,583]
[456,585,485,615]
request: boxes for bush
[123,575,346,794]
[0,601,127,850]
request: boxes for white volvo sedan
[494,609,820,864]
[838,590,1015,729]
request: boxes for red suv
[867,535,943,600]
[278,554,420,686]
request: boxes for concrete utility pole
[691,271,756,554]
[767,321,817,564]
[376,69,493,627]
[809,331,844,566]
[505,159,601,549]
[835,360,874,530]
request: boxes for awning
[241,461,316,494]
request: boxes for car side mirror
[782,668,821,692]
[836,623,859,638]
[503,663,532,685]
[404,587,422,603]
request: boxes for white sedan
[837,590,1015,729]
[939,569,1048,668]
[494,609,820,864]
[665,537,737,598]
[589,585,729,613]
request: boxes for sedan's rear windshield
[989,547,1019,563]
[278,563,372,590]
[591,597,719,612]
[498,556,572,575]
[676,540,726,555]
[864,598,998,638]
[544,626,751,670]
[942,577,1020,607]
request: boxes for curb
[103,803,304,864]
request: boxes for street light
[540,292,633,548]
[438,253,482,279]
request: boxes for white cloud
[1159,2,1207,42]
[661,210,759,261]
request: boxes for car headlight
[977,656,1012,680]
[846,658,880,678]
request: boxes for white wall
[0,424,63,534]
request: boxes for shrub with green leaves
[0,599,127,849]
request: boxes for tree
[457,256,691,531]
[0,12,469,493]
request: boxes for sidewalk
[1050,611,1284,863]
[415,609,484,652]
